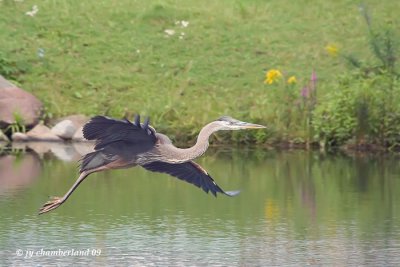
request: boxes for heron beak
[236,121,266,129]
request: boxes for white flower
[181,21,189,28]
[174,20,189,28]
[26,5,39,17]
[136,49,140,54]
[164,29,175,36]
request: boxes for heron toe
[39,196,63,215]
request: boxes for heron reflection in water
[39,115,265,214]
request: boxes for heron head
[216,116,266,130]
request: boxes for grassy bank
[1,0,399,147]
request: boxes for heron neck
[164,122,219,163]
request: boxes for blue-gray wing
[82,115,157,163]
[83,115,156,149]
[142,161,240,197]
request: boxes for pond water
[0,143,400,266]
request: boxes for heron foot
[38,196,63,215]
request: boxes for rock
[59,114,89,129]
[51,119,76,140]
[23,124,62,141]
[11,132,28,141]
[50,114,89,141]
[72,126,86,141]
[0,75,43,128]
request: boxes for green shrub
[313,70,400,147]
[314,5,400,149]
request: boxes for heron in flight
[39,115,265,214]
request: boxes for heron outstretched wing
[142,161,240,196]
[83,115,156,150]
[81,116,157,170]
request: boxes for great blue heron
[39,115,265,214]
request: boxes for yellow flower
[325,44,339,56]
[287,76,297,84]
[264,69,282,84]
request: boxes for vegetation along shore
[0,1,399,150]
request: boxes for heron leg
[38,167,106,215]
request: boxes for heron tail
[79,151,111,173]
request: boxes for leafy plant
[312,70,400,148]
[259,69,318,145]
[262,69,299,137]
[315,5,400,149]
[5,112,26,135]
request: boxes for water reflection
[0,153,41,197]
[10,141,94,161]
[0,144,399,266]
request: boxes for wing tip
[224,190,241,197]
[210,189,241,197]
[134,114,140,127]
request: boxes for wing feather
[142,161,240,197]
[83,116,156,150]
[82,115,157,160]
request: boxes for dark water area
[0,143,399,266]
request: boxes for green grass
[1,0,399,143]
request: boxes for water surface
[0,144,399,266]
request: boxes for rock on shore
[0,75,95,142]
[0,75,43,128]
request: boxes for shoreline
[1,139,398,156]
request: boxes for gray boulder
[51,119,77,140]
[28,124,62,141]
[12,124,62,142]
[72,126,86,141]
[0,75,43,128]
[11,132,28,142]
[60,114,89,129]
